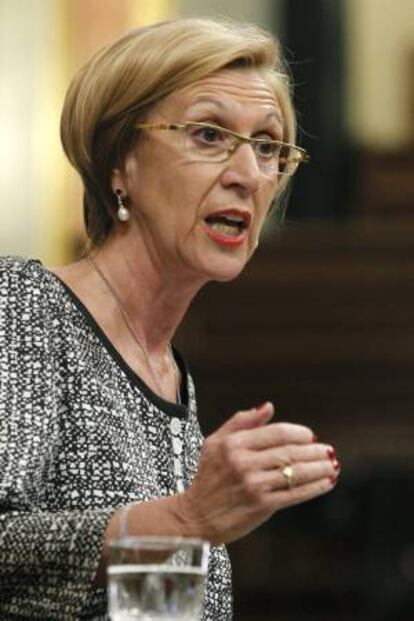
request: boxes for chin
[203,251,252,283]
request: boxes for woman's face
[115,68,284,285]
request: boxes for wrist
[115,494,201,540]
[96,492,211,587]
[174,490,217,544]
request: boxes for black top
[0,256,232,620]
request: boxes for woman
[0,17,339,620]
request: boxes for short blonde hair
[61,17,296,245]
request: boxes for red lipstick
[204,226,245,247]
[203,208,251,248]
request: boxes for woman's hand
[98,402,339,582]
[176,402,339,545]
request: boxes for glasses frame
[134,121,310,176]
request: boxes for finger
[215,402,274,437]
[236,421,315,450]
[252,443,336,471]
[248,458,337,493]
[265,476,337,511]
[277,459,338,489]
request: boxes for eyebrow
[187,97,284,127]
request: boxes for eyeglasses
[134,121,310,177]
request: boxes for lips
[203,209,252,246]
[203,209,251,247]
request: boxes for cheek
[169,165,218,214]
[257,187,277,220]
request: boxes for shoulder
[0,255,47,291]
[0,257,78,370]
[0,256,65,326]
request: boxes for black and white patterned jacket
[0,256,232,620]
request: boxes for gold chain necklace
[87,254,180,404]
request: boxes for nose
[220,142,261,195]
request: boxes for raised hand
[177,402,340,544]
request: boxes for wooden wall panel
[175,219,414,620]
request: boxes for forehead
[155,68,283,126]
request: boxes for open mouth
[204,211,251,238]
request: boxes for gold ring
[281,464,295,489]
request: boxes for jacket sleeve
[0,258,116,617]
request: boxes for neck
[89,228,204,355]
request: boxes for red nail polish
[327,447,337,460]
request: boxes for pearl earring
[115,189,130,222]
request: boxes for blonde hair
[61,17,296,245]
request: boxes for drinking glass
[107,536,210,621]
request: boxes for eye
[191,125,225,144]
[255,139,280,159]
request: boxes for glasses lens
[182,124,305,177]
[253,140,280,175]
[184,124,231,161]
[254,142,301,177]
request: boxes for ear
[111,168,127,195]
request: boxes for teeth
[206,214,246,227]
[210,222,240,237]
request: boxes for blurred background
[1,0,414,619]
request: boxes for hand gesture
[177,402,339,544]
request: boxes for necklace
[87,254,181,404]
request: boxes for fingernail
[312,433,318,442]
[327,447,337,460]
[333,460,341,471]
[255,402,268,410]
[330,475,338,485]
